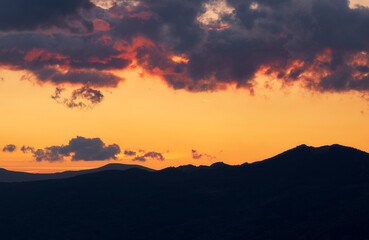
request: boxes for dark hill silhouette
[0,144,369,239]
[0,163,154,182]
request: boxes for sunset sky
[1,0,369,173]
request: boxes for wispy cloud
[133,151,165,162]
[51,86,105,109]
[192,149,216,161]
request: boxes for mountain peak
[296,144,310,148]
[210,162,230,168]
[0,163,154,183]
[257,144,369,173]
[287,144,360,155]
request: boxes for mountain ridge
[1,144,369,239]
[0,163,155,183]
[1,144,368,183]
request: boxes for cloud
[0,34,126,88]
[133,151,165,162]
[20,145,65,162]
[192,149,216,160]
[21,146,35,153]
[0,0,94,34]
[32,68,123,88]
[51,86,104,109]
[133,156,146,162]
[2,144,16,152]
[124,150,137,156]
[59,136,121,161]
[21,136,121,162]
[0,0,369,96]
[33,146,64,162]
[144,152,165,161]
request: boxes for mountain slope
[0,144,369,240]
[0,163,154,182]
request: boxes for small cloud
[192,149,202,160]
[2,144,16,152]
[21,146,35,153]
[144,152,165,161]
[192,149,216,160]
[133,156,146,162]
[124,150,137,156]
[33,146,64,162]
[51,86,104,109]
[133,151,165,162]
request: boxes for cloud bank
[18,138,166,163]
[0,0,94,33]
[0,0,369,95]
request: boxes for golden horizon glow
[1,0,369,173]
[1,66,369,173]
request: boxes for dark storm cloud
[0,0,94,33]
[1,0,369,94]
[2,144,16,152]
[51,86,104,109]
[21,137,121,162]
[0,32,127,87]
[32,68,122,88]
[133,152,165,162]
[98,0,369,93]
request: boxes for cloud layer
[0,0,94,33]
[0,0,369,94]
[10,139,166,163]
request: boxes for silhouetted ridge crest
[1,144,369,239]
[0,163,154,182]
[210,162,231,168]
[261,144,368,164]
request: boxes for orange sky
[1,66,369,173]
[0,0,369,173]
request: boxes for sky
[1,0,369,173]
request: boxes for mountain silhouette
[0,144,369,239]
[0,163,154,182]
